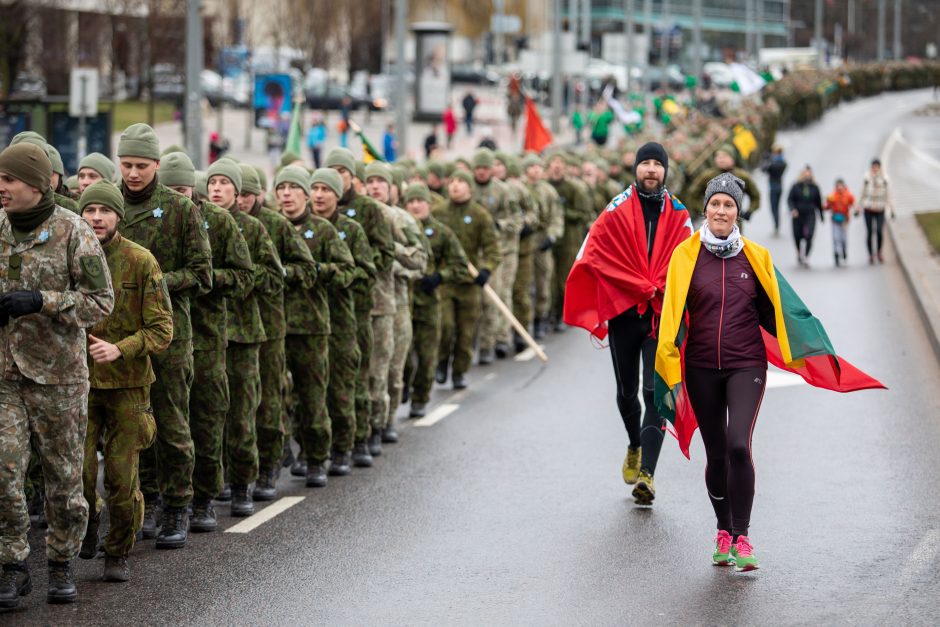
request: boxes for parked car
[451,63,499,85]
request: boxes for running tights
[608,310,665,475]
[685,366,766,538]
[864,210,886,257]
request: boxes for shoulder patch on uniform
[153,207,164,218]
[37,230,51,243]
[80,255,108,289]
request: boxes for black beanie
[635,142,669,180]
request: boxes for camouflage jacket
[191,200,253,351]
[549,177,594,228]
[369,202,410,316]
[251,204,317,341]
[118,183,212,342]
[310,212,358,337]
[413,216,469,317]
[432,199,500,282]
[0,205,114,385]
[473,177,523,253]
[340,192,395,276]
[284,210,343,336]
[389,206,430,308]
[328,211,375,316]
[527,179,564,245]
[88,232,173,389]
[227,209,283,345]
[55,192,80,214]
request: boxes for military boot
[409,402,427,418]
[368,432,383,457]
[154,507,188,549]
[189,498,217,533]
[533,317,547,340]
[0,562,31,609]
[352,441,374,467]
[253,468,278,501]
[216,483,232,502]
[328,451,352,476]
[513,332,527,354]
[494,342,510,359]
[452,372,468,390]
[478,347,494,365]
[435,360,449,384]
[46,560,77,604]
[290,456,308,477]
[102,556,129,583]
[29,490,48,529]
[281,442,296,468]
[79,511,100,559]
[230,485,254,517]
[305,463,328,488]
[141,495,161,539]
[401,384,410,405]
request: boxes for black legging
[769,186,782,231]
[792,211,817,258]
[685,366,766,538]
[864,210,886,257]
[608,309,665,475]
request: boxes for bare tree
[0,1,34,98]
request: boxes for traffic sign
[70,69,99,118]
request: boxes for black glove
[740,210,752,222]
[520,224,534,239]
[420,272,443,294]
[474,268,491,286]
[539,237,555,252]
[0,291,43,318]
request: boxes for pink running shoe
[712,530,733,566]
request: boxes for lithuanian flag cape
[654,232,886,458]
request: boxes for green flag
[286,100,303,156]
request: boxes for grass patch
[915,211,940,255]
[112,100,177,132]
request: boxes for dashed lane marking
[224,497,305,534]
[898,529,940,587]
[413,403,459,427]
[484,372,496,381]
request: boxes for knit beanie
[390,164,406,188]
[427,160,446,178]
[195,171,208,198]
[454,157,471,170]
[325,147,357,175]
[279,150,301,169]
[414,165,429,179]
[703,172,745,212]
[404,183,431,203]
[9,131,47,147]
[275,165,311,194]
[118,123,161,160]
[79,180,125,220]
[472,148,495,169]
[310,168,343,198]
[635,142,669,178]
[206,159,242,194]
[0,143,52,191]
[521,153,542,170]
[159,152,196,188]
[364,161,393,185]
[503,154,521,178]
[161,144,187,157]
[66,175,79,192]
[450,169,473,187]
[254,166,268,193]
[355,161,366,183]
[45,145,65,176]
[79,152,116,182]
[239,164,262,195]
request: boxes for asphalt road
[12,90,940,625]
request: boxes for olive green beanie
[79,180,125,220]
[79,152,116,182]
[404,183,431,203]
[275,165,311,194]
[206,159,242,194]
[9,131,47,147]
[46,145,65,176]
[364,161,393,185]
[195,171,208,198]
[310,168,343,198]
[239,164,262,196]
[472,148,495,168]
[450,169,474,187]
[254,166,268,193]
[325,148,357,175]
[159,152,197,188]
[117,123,161,160]
[427,160,446,178]
[0,143,52,191]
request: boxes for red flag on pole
[523,96,553,153]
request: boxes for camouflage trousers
[285,334,331,464]
[513,246,536,332]
[0,378,89,563]
[139,340,195,508]
[257,338,287,473]
[190,347,229,500]
[439,284,482,377]
[386,303,413,427]
[83,387,156,558]
[369,314,394,431]
[354,309,373,441]
[552,225,583,322]
[225,342,262,486]
[480,246,518,350]
[408,304,441,404]
[328,332,360,453]
[534,247,554,320]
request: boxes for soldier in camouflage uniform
[310,168,364,474]
[546,151,593,332]
[522,155,564,340]
[403,184,469,417]
[240,165,317,496]
[77,152,116,194]
[78,182,172,582]
[327,148,396,459]
[0,143,113,607]
[275,165,340,488]
[8,133,79,214]
[116,124,213,549]
[362,160,426,454]
[207,161,283,516]
[684,146,761,226]
[426,160,449,207]
[581,160,612,217]
[432,169,501,389]
[159,153,253,532]
[471,149,522,363]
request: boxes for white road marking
[898,529,940,587]
[413,403,459,427]
[514,345,546,362]
[484,372,496,381]
[766,369,806,389]
[224,497,305,534]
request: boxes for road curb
[887,216,940,365]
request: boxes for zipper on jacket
[717,257,725,370]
